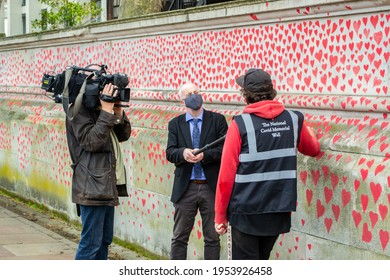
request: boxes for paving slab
[0,195,149,260]
[0,206,77,260]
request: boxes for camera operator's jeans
[75,205,115,260]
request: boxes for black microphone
[192,135,226,156]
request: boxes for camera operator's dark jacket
[65,105,131,207]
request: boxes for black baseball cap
[236,68,273,92]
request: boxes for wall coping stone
[1,0,389,51]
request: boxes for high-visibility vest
[229,110,303,215]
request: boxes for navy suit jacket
[166,109,228,203]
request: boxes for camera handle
[114,104,129,108]
[100,94,129,108]
[73,64,107,75]
[100,94,117,103]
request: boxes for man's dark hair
[240,83,277,104]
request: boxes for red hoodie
[214,100,320,224]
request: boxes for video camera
[41,64,130,109]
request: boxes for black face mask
[184,94,203,110]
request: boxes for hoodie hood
[243,100,285,119]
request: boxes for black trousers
[170,182,220,260]
[231,227,278,260]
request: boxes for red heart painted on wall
[360,169,368,181]
[370,182,382,204]
[330,173,339,189]
[324,217,333,233]
[321,165,329,180]
[316,199,325,218]
[354,179,361,191]
[306,189,313,206]
[324,187,333,204]
[379,204,388,221]
[332,204,340,221]
[369,211,379,228]
[361,194,369,212]
[311,170,321,186]
[352,210,362,228]
[379,230,389,250]
[362,223,372,243]
[341,189,351,207]
[374,164,385,175]
[300,171,308,185]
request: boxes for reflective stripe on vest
[235,110,299,183]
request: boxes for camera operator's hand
[100,84,117,113]
[113,101,125,117]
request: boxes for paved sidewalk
[0,205,77,259]
[0,196,148,260]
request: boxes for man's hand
[215,223,228,235]
[100,83,116,113]
[183,148,204,163]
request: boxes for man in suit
[166,83,228,259]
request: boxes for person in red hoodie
[214,68,320,260]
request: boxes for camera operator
[65,83,131,260]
